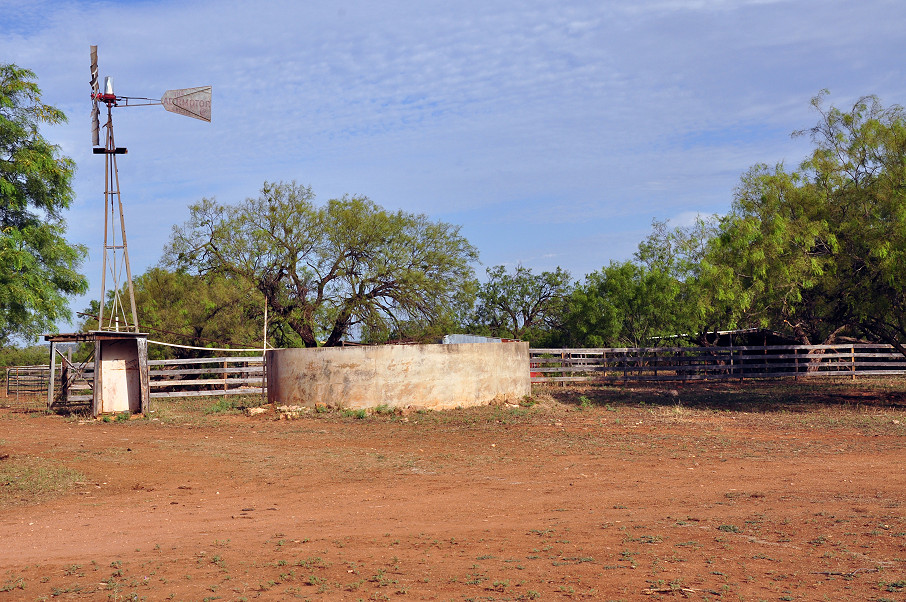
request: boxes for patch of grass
[205,398,242,415]
[295,556,325,570]
[340,408,367,420]
[101,412,131,423]
[625,534,662,544]
[884,580,906,592]
[0,455,84,507]
[0,572,24,592]
[64,564,84,577]
[148,394,264,424]
[519,396,538,408]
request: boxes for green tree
[701,93,906,350]
[0,343,47,367]
[0,64,87,344]
[635,216,722,341]
[563,216,718,349]
[701,164,840,344]
[635,216,716,279]
[800,93,906,352]
[470,264,572,344]
[165,181,478,346]
[566,261,687,348]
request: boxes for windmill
[89,44,211,333]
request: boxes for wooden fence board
[149,388,264,398]
[149,366,263,376]
[147,356,263,366]
[150,377,263,388]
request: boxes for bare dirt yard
[1,380,906,601]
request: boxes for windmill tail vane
[88,44,211,333]
[161,86,213,121]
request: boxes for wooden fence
[7,344,906,409]
[5,365,52,398]
[530,344,906,384]
[59,356,265,405]
[4,356,264,411]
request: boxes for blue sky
[2,0,905,334]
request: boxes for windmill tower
[44,47,213,417]
[89,45,212,332]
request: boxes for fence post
[730,339,734,378]
[763,337,767,373]
[851,345,855,381]
[681,349,687,384]
[47,342,57,410]
[262,353,267,403]
[60,359,69,407]
[561,350,567,387]
[794,347,799,380]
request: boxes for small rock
[275,405,309,420]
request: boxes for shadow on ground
[540,378,906,413]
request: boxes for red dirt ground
[1,382,905,601]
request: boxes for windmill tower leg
[111,136,139,333]
[98,103,139,333]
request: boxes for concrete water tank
[265,341,530,410]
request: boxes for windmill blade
[90,45,100,145]
[90,45,99,94]
[161,86,212,122]
[91,103,100,146]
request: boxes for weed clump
[0,456,84,507]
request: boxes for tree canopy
[701,93,906,351]
[0,64,87,344]
[566,261,685,348]
[165,181,478,346]
[469,264,571,345]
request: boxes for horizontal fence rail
[530,344,906,384]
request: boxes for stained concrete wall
[266,342,530,410]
